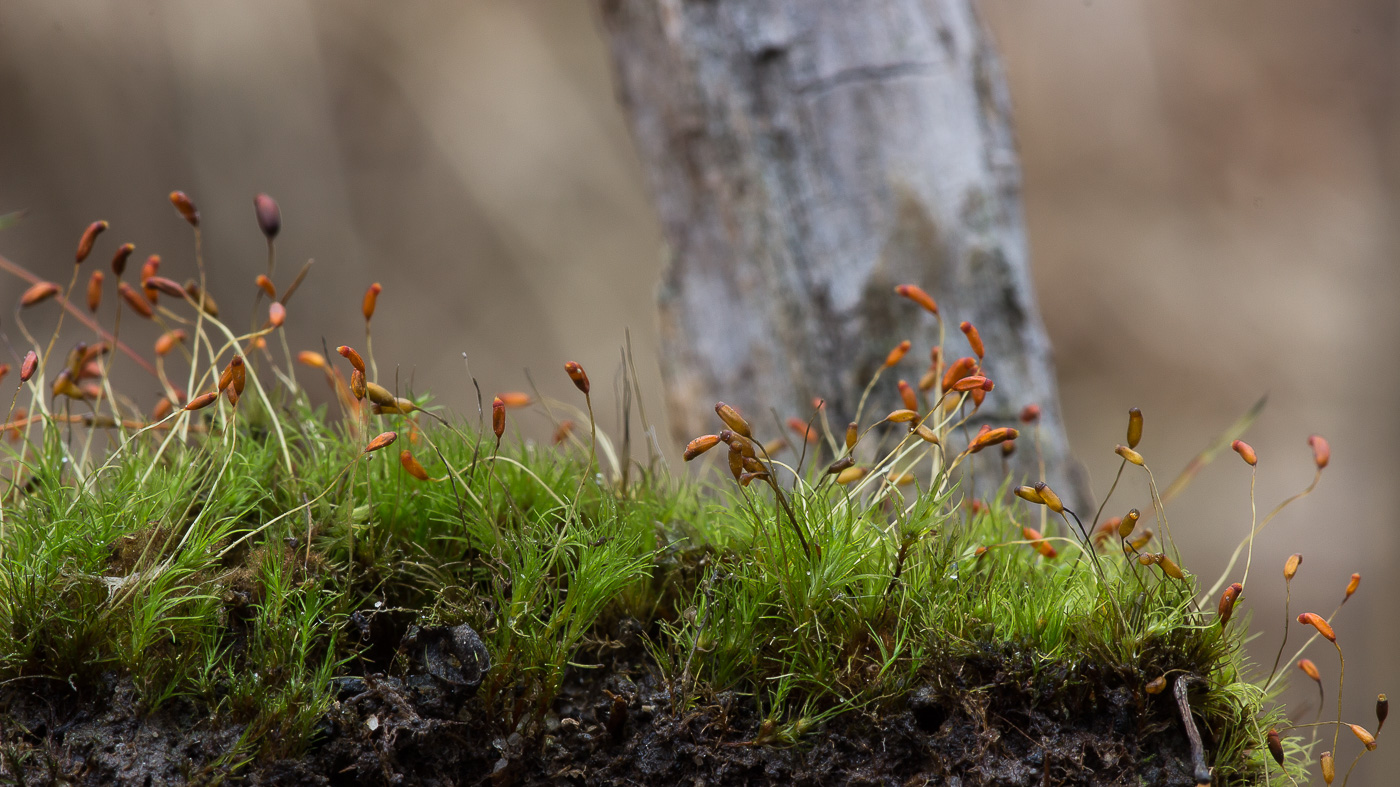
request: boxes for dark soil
[0,621,1224,786]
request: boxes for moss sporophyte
[0,190,1381,784]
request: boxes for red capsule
[20,351,38,383]
[564,361,590,395]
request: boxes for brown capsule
[20,351,38,383]
[1298,658,1322,682]
[1308,434,1330,469]
[75,220,108,263]
[826,456,855,475]
[1014,485,1043,504]
[362,282,381,321]
[741,456,765,475]
[950,375,992,393]
[110,243,135,277]
[969,427,1018,454]
[787,417,817,444]
[563,361,590,395]
[715,402,751,438]
[894,283,938,315]
[492,396,506,439]
[400,450,431,481]
[184,280,219,317]
[1266,729,1284,767]
[140,255,160,283]
[1094,517,1122,542]
[365,381,397,407]
[1231,439,1257,467]
[1297,613,1335,643]
[19,282,60,308]
[1128,529,1154,551]
[1350,724,1377,751]
[185,391,219,411]
[884,340,912,368]
[940,357,977,392]
[1343,572,1361,604]
[217,360,236,392]
[151,398,173,421]
[1001,439,1016,457]
[1145,676,1167,695]
[86,271,104,312]
[1377,694,1388,732]
[336,345,366,374]
[845,421,858,451]
[738,471,770,487]
[835,466,868,485]
[683,434,721,462]
[719,430,756,458]
[224,383,240,407]
[553,420,576,445]
[64,343,87,377]
[169,191,199,227]
[253,193,281,239]
[350,369,367,400]
[885,409,919,424]
[498,392,532,409]
[254,275,276,299]
[268,302,286,327]
[1119,509,1140,539]
[229,356,246,395]
[1020,404,1042,424]
[1218,583,1242,625]
[762,438,789,456]
[145,276,186,299]
[1127,407,1143,449]
[51,371,84,400]
[154,330,187,357]
[959,321,985,359]
[1320,751,1334,784]
[727,445,744,481]
[918,369,938,391]
[297,351,327,369]
[913,424,941,445]
[1284,553,1302,581]
[364,431,397,453]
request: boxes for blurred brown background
[1,1,1395,780]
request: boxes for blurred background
[1,1,1395,780]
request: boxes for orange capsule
[169,191,199,227]
[1297,613,1336,643]
[835,466,868,485]
[759,437,788,456]
[19,282,60,308]
[969,427,1018,454]
[336,345,366,374]
[1093,517,1122,542]
[1350,724,1377,751]
[184,391,219,411]
[893,283,938,316]
[19,351,38,383]
[885,409,919,424]
[1119,509,1140,539]
[552,420,576,445]
[253,193,281,239]
[950,375,993,393]
[898,379,918,410]
[350,369,366,400]
[564,361,590,395]
[845,421,858,451]
[363,431,397,453]
[400,449,431,481]
[224,383,240,407]
[959,321,985,359]
[940,357,977,392]
[715,402,751,438]
[1343,572,1360,603]
[1137,553,1161,567]
[1308,434,1330,469]
[917,369,938,392]
[886,471,916,486]
[86,271,104,312]
[1281,553,1302,582]
[786,417,817,444]
[1023,527,1057,558]
[297,351,327,369]
[230,356,247,395]
[1020,404,1041,424]
[1128,529,1154,551]
[497,392,532,409]
[1320,751,1334,784]
[1231,440,1257,466]
[254,274,276,299]
[884,340,912,368]
[269,302,286,327]
[362,282,381,321]
[492,396,506,439]
[1218,583,1242,625]
[1127,408,1143,448]
[154,330,187,357]
[140,255,160,283]
[110,243,135,277]
[1298,658,1321,682]
[75,220,108,263]
[0,364,7,386]
[1145,676,1167,695]
[1115,445,1144,466]
[152,397,173,420]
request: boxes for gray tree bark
[597,0,1085,504]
